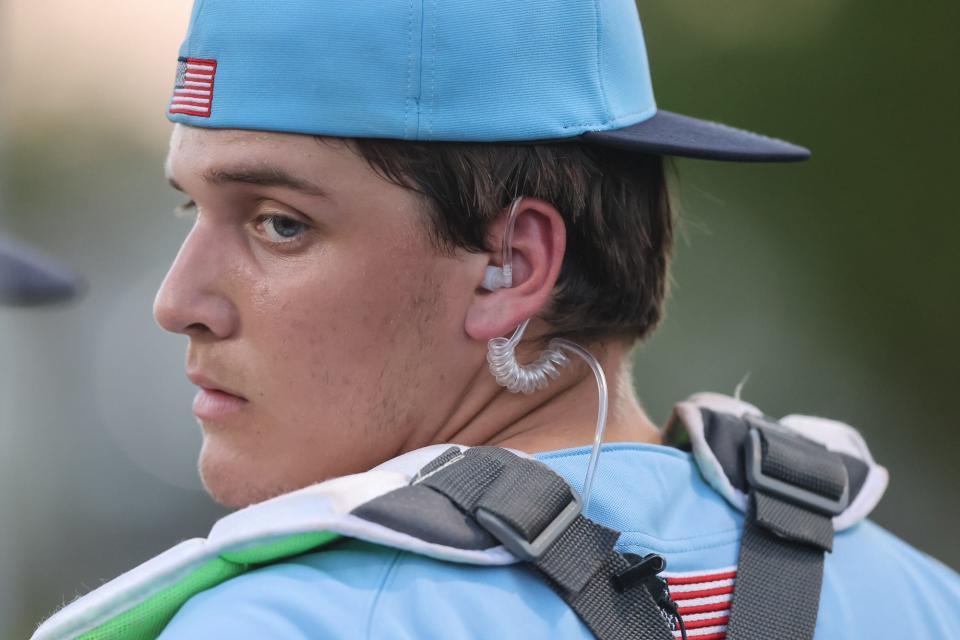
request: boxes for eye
[254,214,311,244]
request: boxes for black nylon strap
[726,499,827,640]
[398,446,674,640]
[753,492,834,551]
[475,460,576,542]
[564,553,676,640]
[760,430,847,502]
[412,445,464,479]
[699,408,871,500]
[421,446,507,507]
[536,515,617,593]
[726,424,844,640]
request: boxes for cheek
[207,216,462,491]
[243,243,433,421]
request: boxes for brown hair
[348,139,675,344]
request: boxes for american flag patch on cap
[169,57,217,118]
[664,566,737,639]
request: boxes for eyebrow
[166,165,329,198]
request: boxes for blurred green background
[1,0,957,637]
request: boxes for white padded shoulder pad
[32,445,523,640]
[663,392,889,531]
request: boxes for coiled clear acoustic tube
[486,198,610,512]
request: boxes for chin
[197,441,292,508]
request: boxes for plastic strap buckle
[475,489,582,562]
[744,417,850,517]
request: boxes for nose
[154,218,239,340]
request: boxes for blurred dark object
[0,232,83,306]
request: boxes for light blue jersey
[159,444,960,639]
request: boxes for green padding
[76,558,244,640]
[76,531,341,640]
[220,531,341,565]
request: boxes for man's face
[156,125,485,507]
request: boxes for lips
[187,370,248,421]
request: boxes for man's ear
[464,197,566,341]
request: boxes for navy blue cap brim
[581,110,810,162]
[0,234,82,306]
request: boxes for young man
[33,1,959,639]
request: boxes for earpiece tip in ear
[481,265,512,291]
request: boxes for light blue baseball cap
[167,0,809,162]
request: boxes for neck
[418,336,663,455]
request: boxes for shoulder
[159,539,590,640]
[159,442,960,639]
[818,520,960,638]
[158,540,398,639]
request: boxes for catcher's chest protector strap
[35,444,679,640]
[665,394,889,640]
[356,445,677,640]
[35,394,887,640]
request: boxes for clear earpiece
[486,319,570,394]
[483,197,610,512]
[481,197,521,292]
